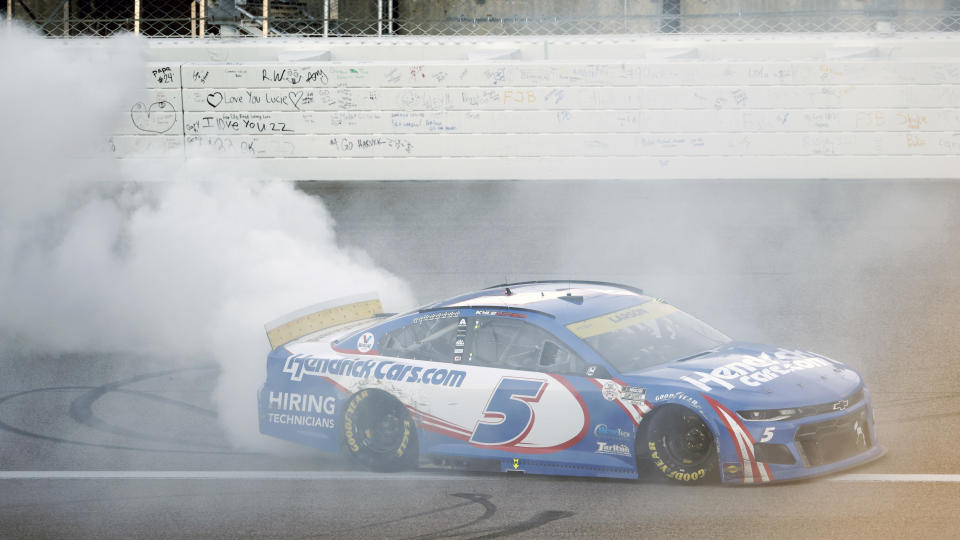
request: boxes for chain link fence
[6,0,960,38]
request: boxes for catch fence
[5,0,960,38]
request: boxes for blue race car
[258,280,883,484]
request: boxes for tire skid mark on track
[317,492,485,537]
[319,490,572,540]
[408,493,497,540]
[68,367,224,448]
[0,367,262,456]
[466,510,575,539]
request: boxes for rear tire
[643,405,717,484]
[341,389,418,472]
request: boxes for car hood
[622,341,862,407]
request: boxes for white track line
[830,474,960,483]
[0,471,959,482]
[0,471,457,480]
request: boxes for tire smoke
[0,27,413,449]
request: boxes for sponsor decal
[601,382,620,401]
[475,309,527,318]
[594,423,631,440]
[412,311,459,324]
[620,386,646,404]
[600,382,646,404]
[453,355,462,363]
[454,348,464,354]
[265,391,337,429]
[566,301,679,339]
[357,332,375,353]
[652,391,702,410]
[458,318,468,327]
[266,412,335,428]
[455,338,465,347]
[680,350,833,392]
[267,391,336,415]
[512,458,520,470]
[586,366,597,377]
[595,441,631,457]
[282,354,466,387]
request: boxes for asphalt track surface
[3,179,960,538]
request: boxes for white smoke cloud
[0,26,414,449]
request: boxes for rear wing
[264,293,383,349]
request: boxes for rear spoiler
[264,293,383,349]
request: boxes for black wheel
[644,405,717,484]
[341,389,418,472]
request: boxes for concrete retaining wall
[119,35,960,179]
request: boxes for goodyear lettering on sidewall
[649,441,707,482]
[282,354,466,387]
[652,391,702,411]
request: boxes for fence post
[6,0,12,29]
[200,0,205,37]
[377,0,382,36]
[191,1,196,37]
[323,0,329,37]
[388,0,393,35]
[622,0,627,32]
[134,0,140,35]
[62,0,68,36]
[262,0,268,37]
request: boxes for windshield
[565,300,731,373]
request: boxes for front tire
[644,405,717,484]
[341,389,418,472]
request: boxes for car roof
[424,280,653,326]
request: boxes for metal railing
[6,1,960,38]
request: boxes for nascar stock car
[258,280,883,484]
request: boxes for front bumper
[719,396,883,484]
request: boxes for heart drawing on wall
[206,91,224,108]
[130,101,178,134]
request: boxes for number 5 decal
[470,377,547,447]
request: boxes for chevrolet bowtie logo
[832,399,849,411]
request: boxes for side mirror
[538,341,560,368]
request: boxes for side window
[379,313,460,363]
[469,318,585,375]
